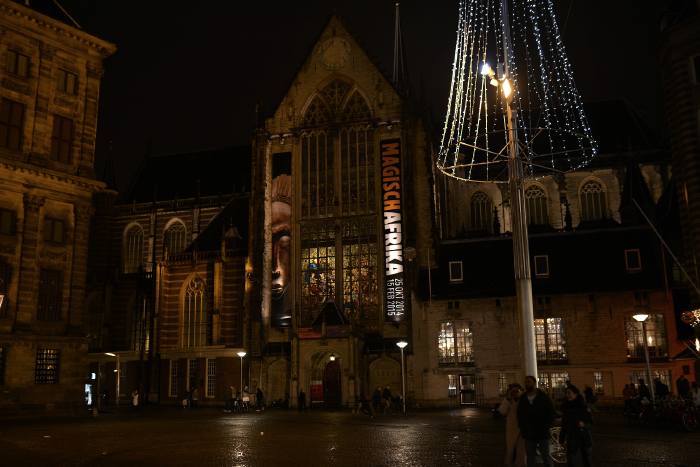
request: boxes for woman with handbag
[559,384,593,467]
[498,384,526,467]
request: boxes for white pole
[641,321,656,406]
[400,347,406,414]
[501,0,538,380]
[116,354,120,407]
[240,355,244,392]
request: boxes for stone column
[15,194,44,327]
[68,203,93,330]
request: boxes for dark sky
[47,1,669,192]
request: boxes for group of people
[499,376,592,467]
[356,386,401,417]
[223,386,266,413]
[623,374,700,414]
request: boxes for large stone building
[0,0,115,413]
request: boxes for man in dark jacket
[517,375,556,467]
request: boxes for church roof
[124,146,251,203]
[186,194,249,254]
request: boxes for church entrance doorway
[323,360,342,408]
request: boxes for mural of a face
[271,174,292,326]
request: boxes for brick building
[86,147,250,406]
[0,0,115,413]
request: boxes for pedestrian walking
[298,390,307,411]
[191,387,199,408]
[131,388,139,408]
[676,374,691,400]
[517,376,556,467]
[382,386,392,413]
[256,387,265,411]
[583,386,597,412]
[498,383,526,467]
[372,387,382,415]
[637,379,651,402]
[654,378,670,401]
[224,386,236,413]
[559,385,593,467]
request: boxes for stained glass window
[301,222,336,318]
[340,126,374,215]
[301,131,335,218]
[534,318,567,362]
[341,218,378,320]
[123,225,144,273]
[182,278,208,348]
[580,180,607,221]
[525,185,548,226]
[470,191,493,232]
[164,220,187,256]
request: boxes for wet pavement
[0,407,699,466]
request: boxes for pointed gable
[265,16,401,135]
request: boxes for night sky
[44,1,670,193]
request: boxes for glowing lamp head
[480,63,493,76]
[632,314,649,323]
[237,351,247,358]
[502,79,513,99]
[105,352,116,357]
[329,354,336,361]
[396,341,408,349]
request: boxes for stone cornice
[0,0,117,58]
[0,159,106,193]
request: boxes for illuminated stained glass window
[525,185,548,226]
[580,180,607,221]
[123,224,144,273]
[625,314,667,359]
[301,222,336,319]
[301,131,335,218]
[534,318,567,362]
[342,218,378,320]
[438,321,473,364]
[340,126,374,215]
[470,191,493,232]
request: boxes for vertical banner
[381,139,405,323]
[271,153,292,328]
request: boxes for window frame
[579,180,607,222]
[533,255,550,278]
[182,278,209,348]
[57,69,78,95]
[206,358,216,398]
[534,317,568,363]
[448,261,464,283]
[37,268,63,321]
[6,49,29,78]
[525,185,549,226]
[123,224,144,274]
[35,348,60,384]
[438,320,474,365]
[50,114,74,164]
[0,98,25,151]
[625,314,668,360]
[169,360,179,398]
[43,217,66,245]
[624,248,642,273]
[0,208,16,236]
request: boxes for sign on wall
[381,139,405,323]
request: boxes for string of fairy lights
[437,0,598,183]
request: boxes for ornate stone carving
[23,194,45,212]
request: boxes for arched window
[182,277,208,348]
[123,225,144,273]
[580,180,607,222]
[164,220,187,256]
[470,191,493,232]
[525,186,549,226]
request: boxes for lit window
[438,321,473,364]
[630,369,671,388]
[57,69,78,95]
[123,225,144,273]
[169,360,179,398]
[341,220,378,320]
[534,318,567,362]
[448,374,458,397]
[0,98,25,151]
[538,371,569,399]
[37,269,63,321]
[182,278,209,348]
[6,50,29,77]
[206,359,216,398]
[35,348,60,384]
[625,314,667,359]
[593,371,604,394]
[164,221,187,256]
[624,249,642,272]
[534,255,549,278]
[449,261,463,282]
[0,209,16,236]
[43,218,65,244]
[470,191,493,232]
[579,180,607,222]
[301,222,336,319]
[50,115,73,164]
[525,186,549,226]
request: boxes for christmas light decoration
[438,0,597,182]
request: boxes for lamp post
[632,314,655,405]
[105,352,119,407]
[237,351,246,393]
[396,341,408,414]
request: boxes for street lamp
[105,352,120,407]
[632,314,656,405]
[396,341,408,414]
[237,351,246,392]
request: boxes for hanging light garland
[437,0,597,183]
